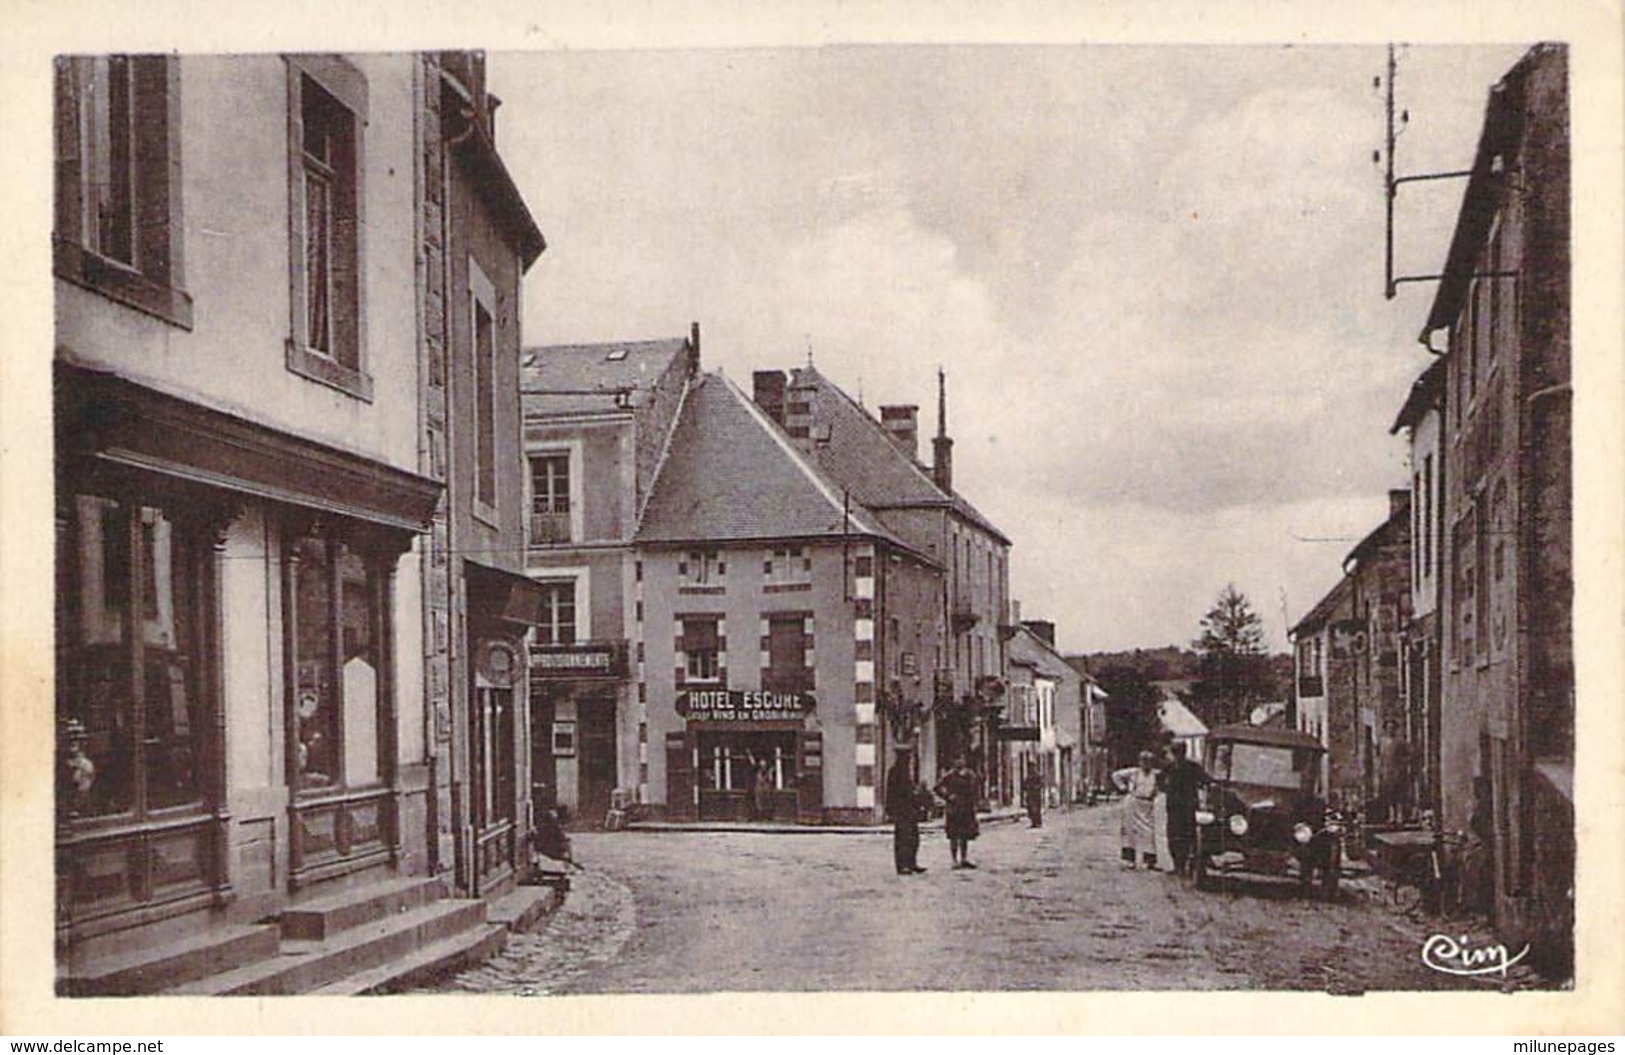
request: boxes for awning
[465,560,553,627]
[56,363,441,533]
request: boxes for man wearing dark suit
[886,752,928,875]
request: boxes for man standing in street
[1159,740,1208,878]
[886,751,927,875]
[1021,763,1045,828]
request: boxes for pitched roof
[1009,624,1079,681]
[522,338,689,417]
[1290,575,1353,638]
[635,372,905,549]
[1390,356,1447,434]
[787,366,1012,545]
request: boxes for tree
[1093,664,1163,769]
[1189,583,1275,728]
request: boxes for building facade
[415,52,548,898]
[1008,620,1083,808]
[1420,44,1572,973]
[750,367,1014,807]
[52,54,464,992]
[632,372,943,823]
[1341,493,1414,823]
[520,331,698,824]
[1391,358,1447,820]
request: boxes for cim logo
[1421,933,1531,978]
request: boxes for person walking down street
[1021,764,1045,829]
[934,755,982,870]
[1112,751,1161,869]
[753,757,775,823]
[886,753,928,875]
[1158,741,1208,877]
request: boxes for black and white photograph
[2,0,1622,1038]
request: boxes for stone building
[414,52,548,898]
[635,371,945,823]
[52,51,539,995]
[1419,43,1572,974]
[519,330,699,823]
[750,366,1014,805]
[1007,619,1084,807]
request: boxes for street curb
[623,808,1029,836]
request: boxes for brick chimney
[687,321,702,379]
[879,404,919,458]
[1023,620,1056,648]
[932,368,954,493]
[1389,488,1410,522]
[753,369,786,425]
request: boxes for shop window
[52,55,191,328]
[57,494,207,820]
[529,452,572,544]
[285,56,370,400]
[535,580,577,646]
[683,616,721,682]
[285,526,383,791]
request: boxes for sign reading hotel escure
[676,689,817,722]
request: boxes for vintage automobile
[1190,724,1343,899]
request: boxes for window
[472,260,497,512]
[535,580,577,646]
[681,550,725,586]
[683,617,721,683]
[57,494,210,820]
[286,56,370,399]
[1422,454,1434,580]
[529,453,573,544]
[763,615,810,693]
[764,546,810,585]
[285,526,384,791]
[53,55,190,327]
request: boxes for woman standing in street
[1112,750,1161,869]
[935,754,982,870]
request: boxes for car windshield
[1211,742,1310,790]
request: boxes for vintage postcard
[2,0,1621,1037]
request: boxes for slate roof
[787,366,1012,545]
[635,372,906,549]
[1290,575,1353,637]
[521,338,689,417]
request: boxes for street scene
[419,809,1529,995]
[43,37,1576,1003]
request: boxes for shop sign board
[530,640,628,680]
[996,725,1041,742]
[677,689,816,723]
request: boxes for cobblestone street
[417,804,1518,995]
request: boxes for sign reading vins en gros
[677,689,816,722]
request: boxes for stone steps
[61,923,282,997]
[168,897,491,996]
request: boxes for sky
[487,43,1529,655]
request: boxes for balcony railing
[529,510,572,545]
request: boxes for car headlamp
[1228,813,1249,836]
[1292,822,1314,844]
[1195,809,1215,826]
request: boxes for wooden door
[796,730,823,823]
[665,731,695,820]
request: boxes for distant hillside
[1064,645,1201,683]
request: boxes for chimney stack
[687,321,702,378]
[1389,488,1410,522]
[879,404,920,458]
[1023,620,1056,648]
[753,369,786,425]
[932,368,954,493]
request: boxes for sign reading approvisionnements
[531,641,628,680]
[677,689,816,722]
